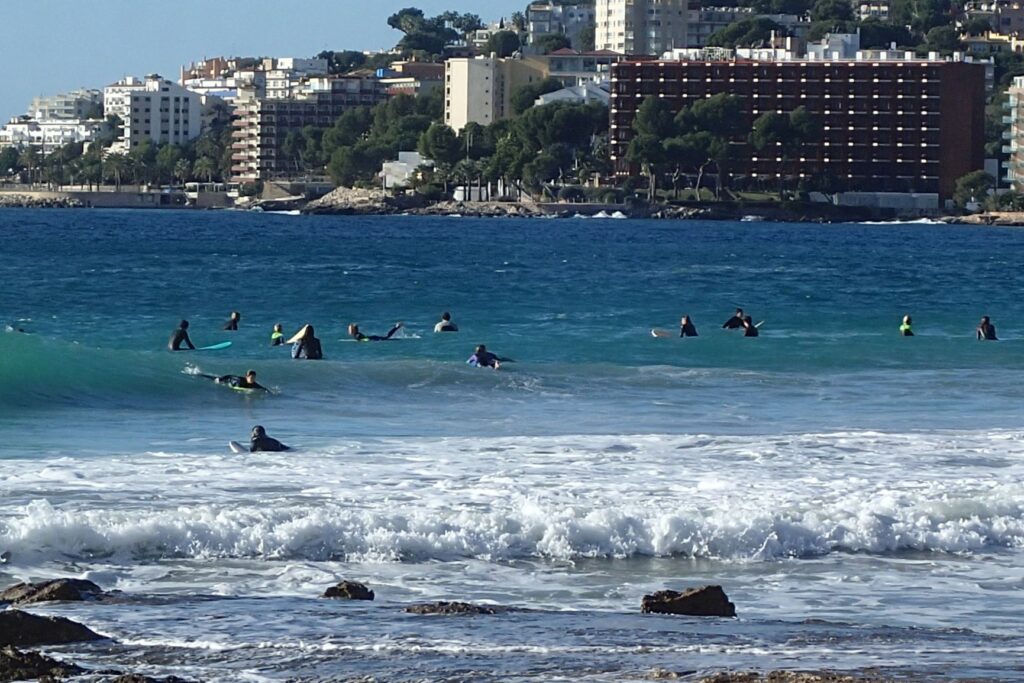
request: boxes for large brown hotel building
[609,59,987,201]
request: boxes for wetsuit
[251,434,289,452]
[899,323,913,336]
[271,332,284,346]
[292,337,323,359]
[468,351,501,368]
[434,321,459,333]
[722,316,744,330]
[977,323,997,340]
[224,319,238,331]
[352,324,402,342]
[216,375,269,392]
[168,328,195,351]
[680,322,698,337]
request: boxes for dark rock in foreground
[0,645,83,682]
[112,674,197,683]
[694,672,896,682]
[404,601,504,615]
[0,578,106,606]
[323,580,375,601]
[641,585,736,617]
[0,610,105,647]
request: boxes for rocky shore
[0,579,958,681]
[944,211,1024,226]
[0,193,82,209]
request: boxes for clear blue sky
[2,0,525,120]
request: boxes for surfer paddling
[210,370,269,393]
[349,322,403,341]
[247,425,290,452]
[467,344,508,370]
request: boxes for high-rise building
[526,2,597,49]
[596,0,688,56]
[443,57,548,133]
[609,52,986,204]
[28,89,103,121]
[103,75,203,154]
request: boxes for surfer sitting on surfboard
[680,315,698,337]
[168,320,196,351]
[248,425,290,452]
[742,316,759,337]
[215,370,269,392]
[722,308,745,330]
[348,322,403,341]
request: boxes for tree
[577,25,596,52]
[634,96,676,139]
[674,93,746,197]
[318,50,367,74]
[485,30,522,57]
[193,156,217,183]
[708,18,785,48]
[388,7,426,33]
[174,158,192,185]
[810,0,853,22]
[155,145,183,185]
[858,20,916,49]
[510,11,526,31]
[953,170,995,208]
[535,33,572,53]
[749,107,819,197]
[0,147,19,175]
[511,77,564,115]
[418,123,462,167]
[924,25,962,53]
[961,17,994,36]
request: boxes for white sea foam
[2,431,1022,567]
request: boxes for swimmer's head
[179,320,189,329]
[251,425,266,438]
[441,312,451,321]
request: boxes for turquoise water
[1,209,1023,680]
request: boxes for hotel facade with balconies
[609,54,986,203]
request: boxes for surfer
[900,314,914,336]
[722,308,745,330]
[742,316,759,337]
[224,311,241,331]
[249,425,290,452]
[168,320,196,351]
[214,370,269,392]
[289,324,323,359]
[977,316,998,341]
[434,312,459,333]
[467,344,505,370]
[271,323,284,346]
[349,322,403,341]
[680,315,698,337]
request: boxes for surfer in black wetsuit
[467,344,506,369]
[434,312,458,333]
[215,370,269,392]
[224,311,241,330]
[743,315,759,337]
[977,316,998,340]
[722,308,745,330]
[349,322,403,341]
[290,324,323,359]
[249,425,290,452]
[680,315,698,337]
[168,320,196,351]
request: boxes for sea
[1,208,1022,682]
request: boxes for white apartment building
[1003,75,1024,188]
[0,118,107,155]
[444,56,548,132]
[596,0,687,55]
[28,89,103,120]
[526,2,597,48]
[104,75,202,154]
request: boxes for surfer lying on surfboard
[200,369,270,393]
[467,344,510,370]
[348,322,403,342]
[231,425,290,453]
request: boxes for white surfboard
[229,441,247,454]
[651,328,674,338]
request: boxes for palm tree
[105,154,127,191]
[18,147,39,186]
[193,156,217,183]
[174,159,192,186]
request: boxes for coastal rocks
[302,187,393,215]
[641,585,736,617]
[409,200,546,218]
[0,193,83,209]
[950,211,1024,226]
[0,645,83,682]
[0,578,106,606]
[404,601,504,615]
[323,581,375,601]
[695,672,893,682]
[111,674,197,683]
[0,610,104,647]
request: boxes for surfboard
[198,341,232,351]
[651,328,674,338]
[229,441,247,454]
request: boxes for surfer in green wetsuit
[168,320,196,351]
[900,315,914,336]
[271,323,284,346]
[349,322,403,341]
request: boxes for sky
[1,0,525,120]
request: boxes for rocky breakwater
[301,187,430,215]
[408,200,547,218]
[0,193,83,209]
